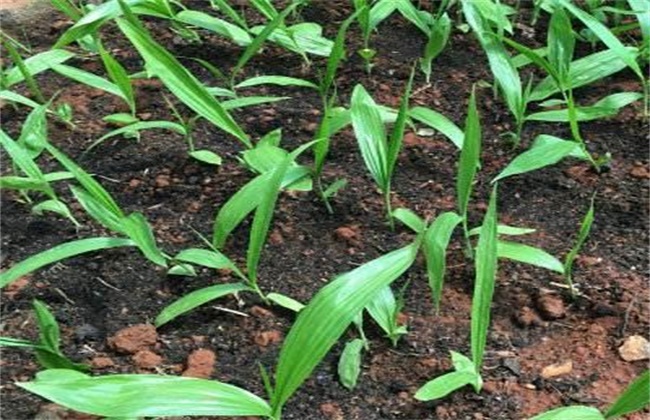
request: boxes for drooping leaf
[18,369,272,418]
[0,238,135,288]
[526,92,643,122]
[493,135,585,182]
[189,150,223,166]
[497,241,564,273]
[266,293,305,312]
[120,213,167,267]
[235,75,318,90]
[392,208,426,233]
[5,49,76,87]
[155,283,250,327]
[409,106,464,149]
[175,10,251,46]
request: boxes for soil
[1,2,649,419]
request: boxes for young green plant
[350,69,414,228]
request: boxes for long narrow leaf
[18,369,271,417]
[604,370,650,419]
[497,241,564,273]
[456,87,481,220]
[0,238,135,288]
[271,242,419,415]
[471,185,498,371]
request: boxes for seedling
[0,300,88,372]
[564,195,596,297]
[350,69,414,228]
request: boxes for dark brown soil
[1,2,648,419]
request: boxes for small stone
[4,276,30,299]
[334,225,359,245]
[541,360,573,379]
[320,402,343,420]
[75,324,101,342]
[629,165,650,179]
[536,294,566,320]
[155,174,171,188]
[416,127,436,137]
[523,383,537,390]
[108,324,158,354]
[618,335,650,362]
[132,350,162,369]
[403,132,424,147]
[514,306,543,327]
[90,356,115,369]
[182,349,216,379]
[250,305,275,318]
[268,229,284,245]
[254,330,283,347]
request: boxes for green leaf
[120,213,167,267]
[421,14,451,83]
[392,208,426,233]
[271,242,419,415]
[0,238,135,288]
[423,212,463,312]
[0,130,52,196]
[456,87,481,221]
[46,144,124,217]
[628,0,650,48]
[530,48,636,102]
[174,248,237,271]
[103,113,140,125]
[338,339,365,390]
[267,293,305,312]
[366,286,405,344]
[564,196,596,290]
[235,75,318,90]
[247,155,291,283]
[415,351,480,401]
[18,103,49,159]
[409,106,464,149]
[189,150,223,166]
[221,96,290,110]
[0,90,41,108]
[526,92,643,122]
[321,8,360,97]
[232,2,301,81]
[463,2,522,123]
[155,283,250,327]
[31,199,77,223]
[415,371,476,401]
[167,264,197,276]
[469,224,536,236]
[530,406,605,420]
[548,5,575,84]
[493,136,584,182]
[116,6,250,147]
[471,185,498,372]
[52,64,126,102]
[18,369,272,417]
[5,49,75,87]
[98,43,135,112]
[350,84,388,190]
[386,68,415,181]
[497,241,564,273]
[0,176,48,191]
[175,10,251,46]
[368,0,398,31]
[71,186,125,233]
[560,0,643,81]
[604,370,650,419]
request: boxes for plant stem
[564,88,598,171]
[384,189,394,230]
[462,218,474,260]
[315,176,334,214]
[4,39,45,104]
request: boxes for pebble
[514,306,543,328]
[254,330,283,347]
[334,225,359,246]
[107,324,158,354]
[535,294,566,320]
[416,127,436,137]
[132,350,163,369]
[182,349,216,379]
[155,174,171,188]
[320,402,343,420]
[250,305,275,318]
[90,356,115,369]
[541,360,573,379]
[618,335,650,362]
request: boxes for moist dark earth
[1,1,649,419]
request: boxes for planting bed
[1,1,648,419]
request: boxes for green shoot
[564,195,596,296]
[0,300,88,372]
